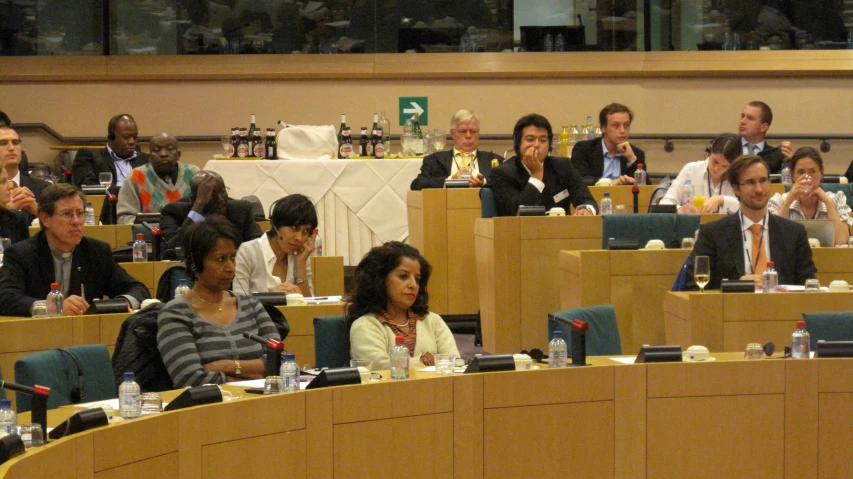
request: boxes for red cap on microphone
[34,385,51,396]
[570,319,589,331]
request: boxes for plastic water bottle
[571,125,582,144]
[762,261,778,293]
[600,192,613,215]
[543,32,554,52]
[118,372,141,420]
[548,330,568,368]
[554,33,565,52]
[174,278,190,301]
[781,162,792,187]
[46,282,64,317]
[0,399,17,437]
[390,335,410,380]
[84,202,95,226]
[132,233,148,262]
[791,320,810,359]
[586,116,596,140]
[683,179,694,206]
[580,123,590,141]
[634,163,647,186]
[312,228,323,256]
[280,353,300,392]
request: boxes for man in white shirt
[738,101,793,174]
[660,133,742,214]
[410,109,504,190]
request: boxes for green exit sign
[399,97,428,126]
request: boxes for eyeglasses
[55,209,86,220]
[0,139,22,147]
[452,129,480,136]
[795,169,819,176]
[738,177,770,188]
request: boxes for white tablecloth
[204,159,422,265]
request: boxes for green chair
[602,213,700,249]
[14,345,116,413]
[480,188,497,219]
[156,262,194,303]
[313,316,351,369]
[548,305,622,356]
[819,183,853,211]
[803,311,853,352]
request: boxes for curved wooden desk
[3,355,851,478]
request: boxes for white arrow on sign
[403,102,425,116]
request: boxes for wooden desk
[475,215,724,354]
[4,355,851,479]
[407,189,481,316]
[29,224,133,249]
[665,291,853,352]
[588,185,657,212]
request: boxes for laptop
[793,219,836,247]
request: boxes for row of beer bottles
[337,112,393,159]
[227,114,278,159]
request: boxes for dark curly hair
[347,241,432,321]
[183,215,242,279]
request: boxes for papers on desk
[776,285,829,292]
[419,366,467,373]
[77,398,120,410]
[304,296,342,304]
[609,357,636,365]
[230,378,311,390]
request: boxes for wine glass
[693,195,705,211]
[694,255,710,293]
[220,136,232,157]
[432,129,447,151]
[98,172,113,189]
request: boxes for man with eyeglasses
[115,133,199,224]
[0,183,150,317]
[0,126,50,223]
[72,114,148,188]
[410,109,504,190]
[738,101,794,174]
[684,155,816,291]
[160,170,263,248]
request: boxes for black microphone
[242,331,284,351]
[670,214,680,249]
[141,221,162,260]
[0,380,50,397]
[632,185,640,214]
[107,192,118,225]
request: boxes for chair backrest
[132,224,153,243]
[671,255,691,292]
[156,262,194,303]
[480,187,497,219]
[313,316,351,368]
[803,312,853,352]
[602,213,700,249]
[111,303,174,393]
[548,305,622,356]
[647,176,673,212]
[14,345,115,413]
[819,183,853,211]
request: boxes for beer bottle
[229,127,238,157]
[339,125,353,158]
[237,128,250,158]
[359,127,369,157]
[248,114,257,156]
[337,114,348,159]
[253,129,265,157]
[372,114,384,159]
[413,113,424,155]
[265,128,277,159]
[365,124,374,157]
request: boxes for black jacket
[159,197,264,248]
[410,150,504,190]
[571,137,646,185]
[72,147,148,188]
[0,207,30,244]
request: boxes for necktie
[748,223,767,275]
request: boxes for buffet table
[204,159,422,265]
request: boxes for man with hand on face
[116,133,199,224]
[0,184,150,317]
[160,170,263,248]
[0,126,49,222]
[571,103,646,186]
[72,114,148,188]
[490,114,597,217]
[410,109,504,190]
[684,155,816,291]
[738,101,793,174]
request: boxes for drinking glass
[434,354,455,376]
[19,423,44,448]
[140,392,163,414]
[614,205,627,214]
[432,129,447,151]
[681,237,695,249]
[744,343,764,360]
[802,175,812,194]
[350,359,373,383]
[30,300,48,318]
[0,237,10,268]
[693,195,705,210]
[220,136,232,156]
[423,130,434,155]
[804,279,821,292]
[694,256,710,293]
[401,133,416,156]
[98,172,113,189]
[263,376,283,395]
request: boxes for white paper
[304,295,342,304]
[76,398,119,409]
[609,357,636,364]
[418,366,466,373]
[231,378,310,390]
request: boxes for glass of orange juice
[693,195,705,210]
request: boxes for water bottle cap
[767,261,774,268]
[0,399,10,408]
[314,228,319,234]
[553,330,563,338]
[395,335,405,344]
[638,163,644,169]
[86,202,92,207]
[51,282,59,290]
[123,372,135,381]
[284,353,295,361]
[797,320,806,328]
[603,192,610,198]
[178,279,188,286]
[137,233,144,239]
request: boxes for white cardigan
[233,234,314,296]
[349,312,460,370]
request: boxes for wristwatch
[233,360,242,377]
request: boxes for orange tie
[749,223,767,275]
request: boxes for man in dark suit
[738,101,793,174]
[410,109,504,190]
[685,155,816,291]
[490,113,598,217]
[0,162,29,244]
[571,103,646,186]
[0,110,31,180]
[0,126,48,223]
[0,184,150,317]
[72,114,148,188]
[160,170,263,248]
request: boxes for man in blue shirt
[72,114,148,188]
[570,103,646,186]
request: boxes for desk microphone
[106,192,118,225]
[0,380,50,397]
[141,221,163,260]
[632,185,640,214]
[243,332,286,377]
[242,332,284,351]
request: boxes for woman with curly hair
[348,241,459,370]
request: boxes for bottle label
[253,143,264,157]
[374,142,385,158]
[237,144,249,157]
[366,142,373,156]
[227,145,235,157]
[340,143,352,157]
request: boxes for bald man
[116,133,200,224]
[159,170,263,247]
[73,114,149,188]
